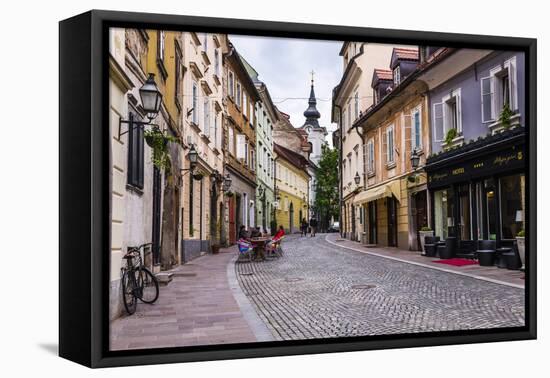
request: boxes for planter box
[419,231,434,254]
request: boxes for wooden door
[228,197,236,244]
[414,190,428,250]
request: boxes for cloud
[230,34,342,144]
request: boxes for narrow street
[111,234,524,349]
[236,234,525,340]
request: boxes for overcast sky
[229,35,343,143]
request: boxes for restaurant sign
[428,145,524,188]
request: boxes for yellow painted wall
[275,158,309,233]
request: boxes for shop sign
[428,146,524,188]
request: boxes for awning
[353,181,401,205]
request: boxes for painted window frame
[393,66,401,86]
[411,105,423,151]
[386,124,395,165]
[481,55,518,124]
[192,81,199,125]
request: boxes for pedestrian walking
[300,218,308,236]
[309,217,318,237]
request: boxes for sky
[229,34,343,143]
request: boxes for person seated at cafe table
[265,225,285,256]
[238,225,249,240]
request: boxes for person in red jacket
[273,225,285,240]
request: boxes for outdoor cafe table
[250,237,271,260]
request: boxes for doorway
[368,201,377,244]
[413,190,428,250]
[152,166,162,266]
[289,202,294,232]
[387,196,398,247]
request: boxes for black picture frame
[59,9,537,368]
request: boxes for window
[354,91,359,120]
[157,31,165,62]
[214,49,220,77]
[364,138,375,174]
[228,71,234,99]
[243,92,248,117]
[341,110,347,134]
[411,107,422,150]
[385,125,395,164]
[433,88,462,143]
[236,82,242,108]
[347,103,352,129]
[373,88,379,105]
[202,33,208,51]
[192,81,198,125]
[481,56,518,123]
[175,45,182,107]
[236,134,246,160]
[203,97,210,137]
[127,112,144,189]
[500,174,525,239]
[250,149,255,171]
[213,113,218,147]
[393,66,400,86]
[244,141,249,166]
[228,126,235,155]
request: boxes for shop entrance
[387,197,398,247]
[367,201,377,244]
[413,190,428,250]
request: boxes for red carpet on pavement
[432,258,478,267]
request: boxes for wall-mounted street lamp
[222,174,232,192]
[180,144,202,180]
[118,73,162,138]
[354,171,361,185]
[411,148,421,170]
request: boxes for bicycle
[121,243,160,315]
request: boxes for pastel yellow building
[273,143,310,233]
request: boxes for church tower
[300,74,327,166]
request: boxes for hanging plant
[498,102,514,129]
[144,127,179,170]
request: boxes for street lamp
[180,144,201,179]
[118,73,162,138]
[222,174,232,192]
[139,73,163,119]
[411,148,421,169]
[354,172,361,185]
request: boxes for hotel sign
[428,146,525,188]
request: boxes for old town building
[222,45,260,244]
[353,47,430,250]
[273,143,310,232]
[108,28,185,318]
[422,48,526,253]
[179,32,228,260]
[332,42,402,242]
[241,58,279,233]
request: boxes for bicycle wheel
[121,270,137,315]
[137,267,159,304]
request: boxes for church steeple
[303,72,321,127]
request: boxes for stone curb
[325,235,524,289]
[226,254,275,342]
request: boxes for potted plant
[144,127,180,170]
[418,226,434,254]
[516,229,525,269]
[444,128,458,148]
[498,102,514,129]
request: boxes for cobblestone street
[236,234,525,340]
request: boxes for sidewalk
[110,246,270,351]
[325,233,525,288]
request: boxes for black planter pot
[477,250,495,266]
[424,244,437,257]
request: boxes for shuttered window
[192,82,198,125]
[236,134,245,160]
[411,107,422,150]
[203,97,210,137]
[481,76,494,123]
[433,102,444,142]
[127,112,144,189]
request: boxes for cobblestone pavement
[236,234,525,341]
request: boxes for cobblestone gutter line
[227,255,275,342]
[325,235,524,289]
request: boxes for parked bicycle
[121,243,159,315]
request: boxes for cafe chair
[267,236,284,258]
[502,242,523,270]
[237,239,254,263]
